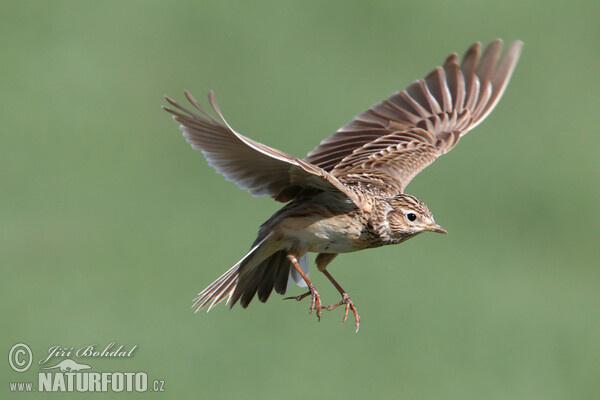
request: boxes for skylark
[164,39,522,332]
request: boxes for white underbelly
[276,215,369,254]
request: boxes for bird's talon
[283,291,311,302]
[311,286,322,320]
[323,294,360,332]
[285,286,321,321]
[342,303,349,323]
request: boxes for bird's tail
[192,234,309,312]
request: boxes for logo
[8,343,33,373]
[8,342,165,393]
[40,359,91,372]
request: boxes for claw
[284,291,311,302]
[284,285,322,321]
[322,293,360,332]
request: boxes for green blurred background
[2,1,599,398]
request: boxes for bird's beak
[427,224,448,234]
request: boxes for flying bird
[163,39,522,332]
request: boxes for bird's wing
[305,39,523,195]
[163,91,360,204]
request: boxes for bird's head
[386,194,447,237]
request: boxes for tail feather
[231,250,289,308]
[235,266,263,308]
[257,250,295,301]
[256,251,283,302]
[273,253,291,295]
[192,234,273,312]
[192,234,312,312]
[192,262,238,312]
[233,252,311,308]
[195,263,238,311]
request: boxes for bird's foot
[323,293,360,332]
[284,285,322,321]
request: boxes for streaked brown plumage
[163,39,522,332]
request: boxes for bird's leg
[317,253,361,332]
[283,254,322,320]
[321,270,361,332]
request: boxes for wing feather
[305,39,522,194]
[164,91,359,204]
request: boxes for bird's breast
[274,210,380,254]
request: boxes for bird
[163,39,522,332]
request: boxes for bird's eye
[406,213,417,222]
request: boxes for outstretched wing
[164,91,359,204]
[305,39,523,195]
